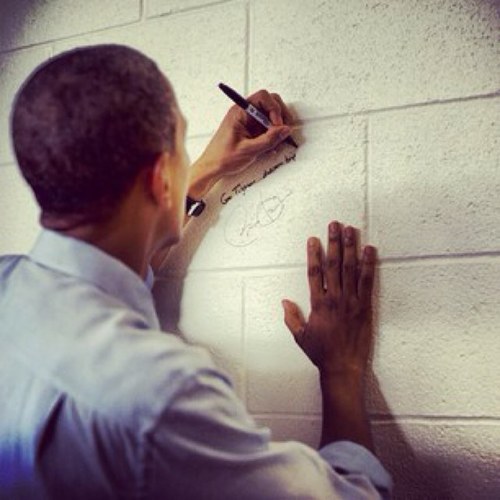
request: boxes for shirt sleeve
[320,441,393,500]
[144,368,393,500]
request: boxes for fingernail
[364,246,376,260]
[344,226,355,245]
[308,237,316,248]
[329,221,340,239]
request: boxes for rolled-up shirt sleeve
[145,368,393,499]
[320,442,392,499]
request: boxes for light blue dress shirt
[0,229,392,499]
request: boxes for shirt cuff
[319,441,393,496]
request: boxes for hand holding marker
[218,83,298,149]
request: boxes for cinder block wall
[1,1,499,498]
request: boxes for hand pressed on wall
[282,221,377,450]
[281,221,376,384]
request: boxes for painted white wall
[1,1,499,498]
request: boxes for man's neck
[41,212,151,280]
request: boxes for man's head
[11,44,188,248]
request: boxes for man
[0,45,392,499]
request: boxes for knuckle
[326,257,339,269]
[228,105,242,118]
[343,237,355,248]
[308,265,322,278]
[308,243,322,261]
[269,96,281,108]
[329,233,341,244]
[343,262,356,275]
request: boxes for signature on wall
[223,189,293,247]
[221,152,297,247]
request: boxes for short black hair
[11,44,176,222]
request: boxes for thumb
[244,126,290,156]
[281,299,306,342]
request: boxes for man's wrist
[319,373,373,451]
[320,367,366,392]
[188,158,221,199]
[320,375,365,409]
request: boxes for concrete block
[0,0,141,51]
[253,416,321,449]
[54,2,246,137]
[161,117,366,272]
[251,0,500,118]
[152,271,245,399]
[245,271,322,414]
[0,165,40,255]
[370,259,500,417]
[147,0,230,18]
[0,47,50,165]
[369,98,500,258]
[374,421,500,499]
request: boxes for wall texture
[1,1,499,498]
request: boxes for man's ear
[147,152,173,208]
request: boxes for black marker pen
[218,82,298,149]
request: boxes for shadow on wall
[373,414,500,499]
[368,376,500,499]
[151,164,233,339]
[367,262,500,499]
[152,139,301,334]
[0,0,36,51]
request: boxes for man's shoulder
[0,251,220,434]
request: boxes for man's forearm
[319,373,374,453]
[187,158,221,201]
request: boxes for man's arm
[150,89,294,271]
[282,222,377,453]
[148,360,391,499]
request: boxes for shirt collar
[29,229,159,328]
